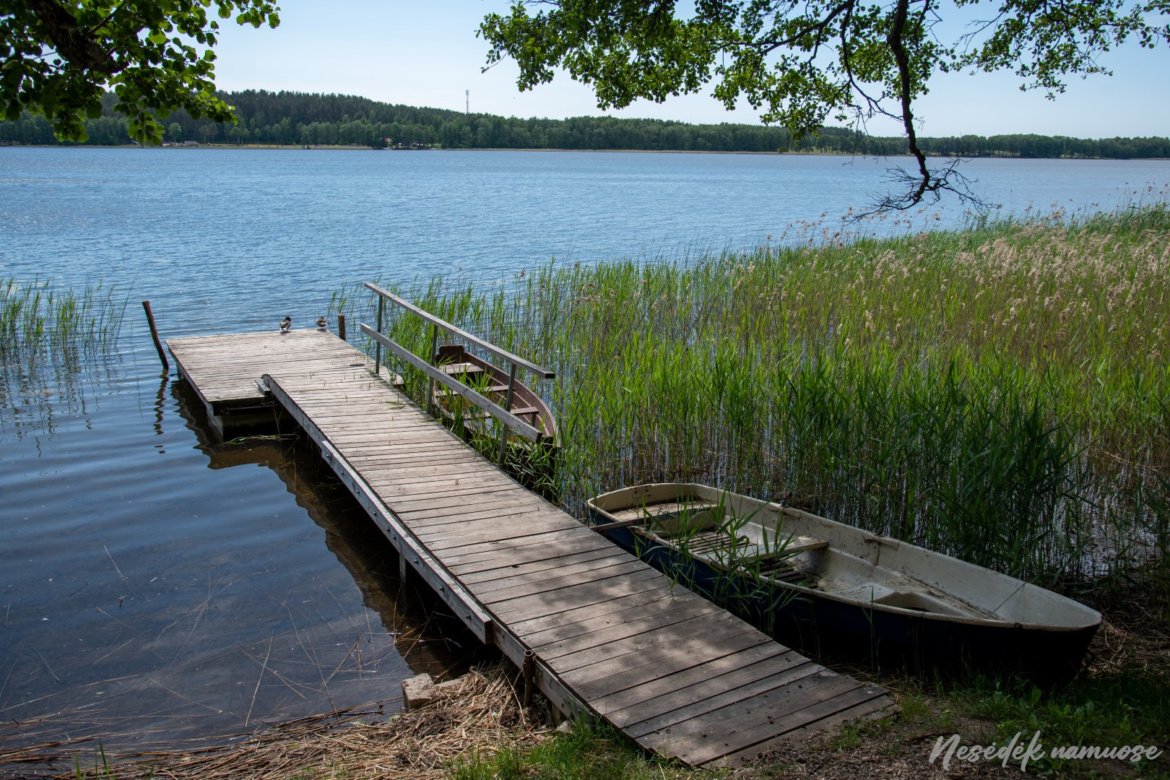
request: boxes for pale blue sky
[211,1,1169,139]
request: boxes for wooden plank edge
[703,690,895,768]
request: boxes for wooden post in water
[142,300,169,373]
[337,314,346,341]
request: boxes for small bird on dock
[316,315,328,331]
[279,316,292,334]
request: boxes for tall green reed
[1,278,127,355]
[353,205,1170,590]
[1,279,127,435]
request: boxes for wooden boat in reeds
[432,344,558,444]
[586,483,1101,685]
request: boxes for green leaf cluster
[480,1,1169,207]
[481,1,1170,139]
[0,0,279,143]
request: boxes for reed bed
[340,205,1170,590]
[0,278,127,355]
[0,279,127,434]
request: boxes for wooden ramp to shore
[167,328,891,768]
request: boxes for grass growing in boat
[619,494,807,632]
[347,204,1170,595]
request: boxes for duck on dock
[316,315,328,331]
[279,316,292,334]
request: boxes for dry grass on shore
[4,666,549,780]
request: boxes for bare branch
[854,159,989,219]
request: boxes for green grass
[345,204,1170,593]
[449,720,701,780]
[445,675,1169,779]
[957,675,1170,776]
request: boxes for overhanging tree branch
[25,0,120,75]
[480,0,1169,213]
[1,0,280,143]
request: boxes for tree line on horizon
[1,89,1167,160]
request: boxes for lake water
[5,147,1169,332]
[2,147,1169,767]
[0,343,480,770]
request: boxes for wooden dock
[167,328,891,768]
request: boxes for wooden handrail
[363,282,554,379]
[360,324,544,441]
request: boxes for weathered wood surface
[167,330,892,768]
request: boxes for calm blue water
[4,147,1169,332]
[1,148,1169,765]
[0,342,474,767]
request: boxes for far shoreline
[3,142,1168,161]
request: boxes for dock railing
[360,282,555,461]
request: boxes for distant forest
[3,89,1168,159]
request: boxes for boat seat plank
[607,500,721,524]
[439,362,484,375]
[464,405,540,420]
[687,534,828,568]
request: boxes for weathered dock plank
[167,329,893,768]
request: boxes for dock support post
[337,313,346,342]
[522,649,535,707]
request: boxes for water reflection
[152,373,166,447]
[0,346,112,442]
[171,378,484,678]
[0,360,487,775]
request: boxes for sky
[210,1,1170,139]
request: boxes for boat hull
[588,484,1100,687]
[432,344,558,444]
